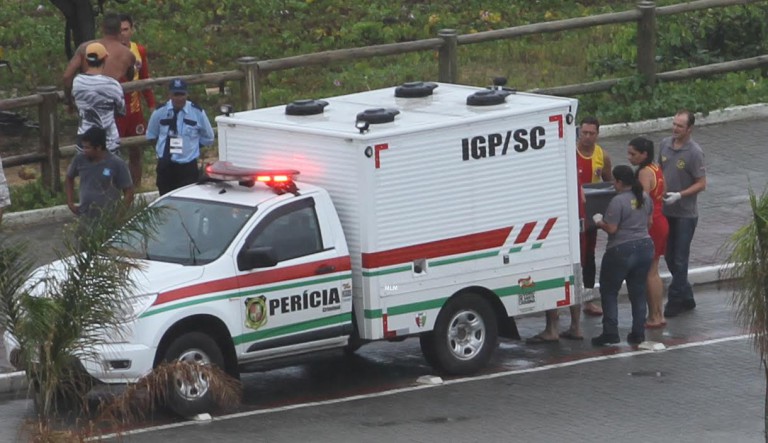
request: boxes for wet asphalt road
[0,284,761,442]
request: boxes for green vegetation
[1,0,768,211]
[722,186,768,441]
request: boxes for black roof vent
[466,77,517,106]
[466,89,512,106]
[394,81,438,98]
[285,99,328,116]
[356,108,400,124]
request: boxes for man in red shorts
[116,13,156,187]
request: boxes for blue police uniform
[146,80,214,195]
[146,100,214,164]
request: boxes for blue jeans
[664,216,698,304]
[599,238,654,337]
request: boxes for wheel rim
[446,309,485,361]
[173,348,212,401]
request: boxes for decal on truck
[461,126,546,161]
[269,288,342,315]
[245,296,268,330]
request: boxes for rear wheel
[163,332,225,417]
[419,294,498,375]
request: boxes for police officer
[146,78,214,195]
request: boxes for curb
[0,263,735,396]
[0,370,26,395]
[598,103,768,138]
[3,191,159,229]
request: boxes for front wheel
[162,332,225,417]
[419,294,498,375]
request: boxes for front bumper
[3,331,156,384]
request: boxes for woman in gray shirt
[591,165,654,346]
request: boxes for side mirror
[237,246,278,271]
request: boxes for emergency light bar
[204,161,300,194]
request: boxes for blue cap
[169,78,188,93]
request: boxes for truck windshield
[111,197,256,265]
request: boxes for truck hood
[27,257,205,297]
[130,260,205,295]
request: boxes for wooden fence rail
[0,0,762,192]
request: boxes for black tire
[419,293,498,375]
[162,332,225,417]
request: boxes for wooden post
[237,56,260,110]
[36,86,60,193]
[438,29,459,83]
[636,1,657,86]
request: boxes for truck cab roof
[165,175,323,209]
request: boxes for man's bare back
[63,27,136,106]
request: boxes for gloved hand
[663,192,682,204]
[592,213,603,224]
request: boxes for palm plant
[722,186,768,442]
[0,202,157,417]
[1,200,242,438]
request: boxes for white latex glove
[663,192,682,204]
[592,213,603,224]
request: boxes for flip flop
[559,330,584,341]
[645,321,667,329]
[583,304,603,317]
[525,334,559,345]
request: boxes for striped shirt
[72,73,125,153]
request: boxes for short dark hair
[85,57,105,69]
[580,116,600,130]
[119,13,134,27]
[81,127,107,150]
[102,12,122,36]
[677,109,695,127]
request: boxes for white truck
[6,81,583,416]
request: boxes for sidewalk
[1,105,766,394]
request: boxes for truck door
[233,196,352,357]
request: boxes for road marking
[93,333,751,440]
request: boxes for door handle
[315,264,336,275]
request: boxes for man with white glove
[658,110,707,317]
[662,192,681,204]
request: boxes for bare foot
[583,302,603,317]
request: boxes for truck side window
[244,198,323,262]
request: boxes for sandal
[645,321,667,329]
[559,330,584,341]
[525,334,559,345]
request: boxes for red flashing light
[205,161,299,190]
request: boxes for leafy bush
[9,178,69,211]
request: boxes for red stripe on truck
[361,226,513,269]
[536,217,557,240]
[514,222,536,244]
[154,256,352,306]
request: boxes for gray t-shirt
[66,152,132,217]
[659,136,706,218]
[603,190,652,250]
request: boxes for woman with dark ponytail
[627,137,669,329]
[591,165,654,346]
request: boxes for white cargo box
[217,82,581,340]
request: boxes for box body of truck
[217,82,583,344]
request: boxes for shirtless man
[63,12,136,109]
